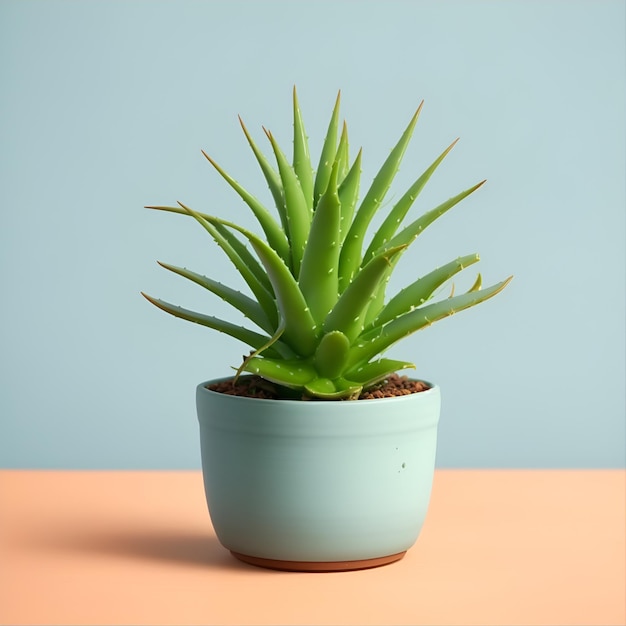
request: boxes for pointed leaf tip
[237,115,250,134]
[201,151,222,171]
[201,150,218,167]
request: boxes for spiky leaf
[369,254,480,328]
[348,276,513,368]
[238,116,286,229]
[314,91,341,204]
[156,261,273,334]
[382,180,486,254]
[243,356,317,389]
[292,87,314,211]
[337,148,362,245]
[363,138,459,264]
[201,151,290,264]
[141,293,287,358]
[363,180,486,324]
[345,359,416,387]
[339,103,423,290]
[216,218,319,357]
[324,245,406,342]
[298,157,342,323]
[175,204,279,325]
[265,128,311,276]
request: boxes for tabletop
[1,469,624,625]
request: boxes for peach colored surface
[1,470,624,626]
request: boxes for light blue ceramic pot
[197,377,441,571]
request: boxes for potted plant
[143,89,511,572]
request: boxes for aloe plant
[143,89,512,399]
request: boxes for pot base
[230,550,407,572]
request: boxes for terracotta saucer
[230,550,407,572]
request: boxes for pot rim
[197,374,439,406]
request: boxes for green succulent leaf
[201,151,290,265]
[363,138,459,265]
[324,244,406,342]
[243,356,317,389]
[339,103,423,290]
[315,330,350,380]
[304,377,363,400]
[292,86,314,211]
[369,253,480,328]
[156,262,274,334]
[298,156,342,323]
[314,91,341,205]
[265,128,311,276]
[209,219,273,293]
[145,204,276,320]
[337,148,362,246]
[345,359,416,387]
[215,218,319,357]
[141,293,286,358]
[174,204,279,325]
[383,180,486,253]
[145,204,271,293]
[349,276,514,368]
[335,121,350,184]
[363,179,487,324]
[238,116,287,230]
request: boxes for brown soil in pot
[207,374,429,400]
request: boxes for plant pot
[196,376,441,572]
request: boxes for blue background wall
[1,0,624,468]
